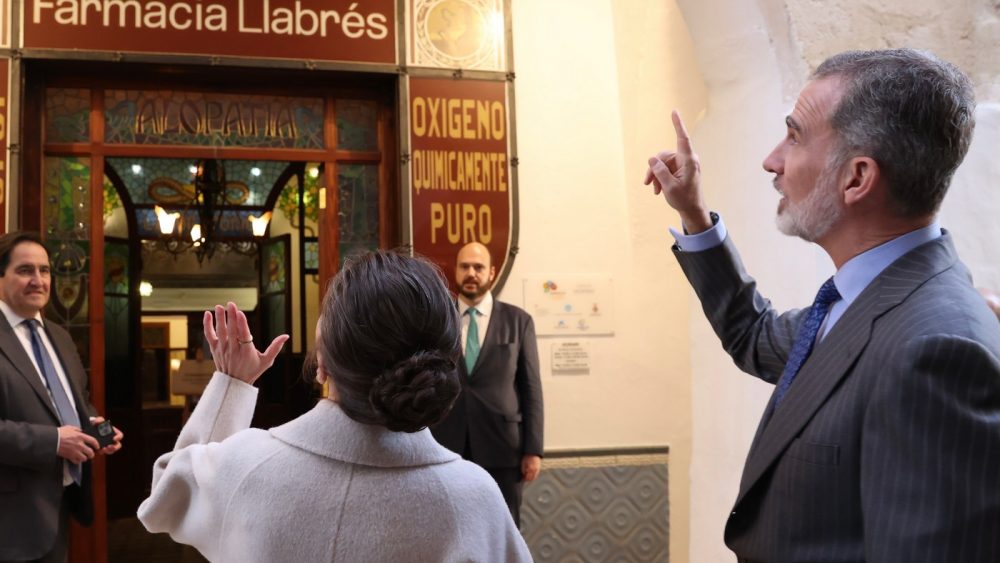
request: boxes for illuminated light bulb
[248,211,272,237]
[139,281,153,297]
[308,166,320,178]
[250,167,262,177]
[131,164,142,175]
[190,223,202,242]
[154,206,180,235]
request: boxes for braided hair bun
[369,350,460,432]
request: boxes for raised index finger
[672,110,693,155]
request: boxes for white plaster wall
[941,104,1000,287]
[673,2,831,561]
[510,1,706,560]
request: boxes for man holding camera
[0,231,123,563]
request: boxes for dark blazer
[0,313,96,561]
[432,298,544,468]
[676,233,1000,563]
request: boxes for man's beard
[776,158,844,242]
[460,278,492,300]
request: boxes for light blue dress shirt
[671,215,943,339]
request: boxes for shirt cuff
[669,212,726,252]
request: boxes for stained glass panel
[45,240,90,326]
[304,239,319,272]
[106,157,286,207]
[105,90,325,149]
[103,176,121,221]
[276,163,321,231]
[338,164,380,266]
[104,240,129,294]
[42,156,92,344]
[45,88,90,143]
[43,157,91,240]
[263,242,287,294]
[337,100,378,151]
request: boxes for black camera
[84,420,116,449]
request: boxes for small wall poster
[523,277,614,336]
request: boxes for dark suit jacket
[432,298,544,468]
[676,233,1000,563]
[0,313,96,561]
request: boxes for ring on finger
[237,337,253,346]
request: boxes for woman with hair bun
[138,251,531,562]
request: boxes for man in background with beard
[431,242,543,528]
[645,49,1000,561]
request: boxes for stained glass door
[30,63,397,563]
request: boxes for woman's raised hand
[203,302,290,384]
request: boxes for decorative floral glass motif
[103,176,120,222]
[338,164,380,266]
[104,90,325,149]
[304,239,319,272]
[277,163,321,231]
[337,100,378,152]
[42,158,92,354]
[45,88,91,143]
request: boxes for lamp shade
[248,212,272,237]
[154,206,180,235]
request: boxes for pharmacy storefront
[0,1,518,560]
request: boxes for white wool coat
[138,373,532,562]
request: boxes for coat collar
[0,310,62,422]
[269,400,460,468]
[736,232,960,505]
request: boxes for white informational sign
[523,278,614,336]
[551,341,591,375]
[170,359,216,396]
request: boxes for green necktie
[465,308,480,374]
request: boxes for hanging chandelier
[147,159,272,262]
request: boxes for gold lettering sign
[134,99,298,139]
[105,90,325,149]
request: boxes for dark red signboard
[23,0,395,64]
[410,77,511,293]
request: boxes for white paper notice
[551,341,591,374]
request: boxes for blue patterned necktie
[24,319,82,484]
[772,277,841,408]
[465,308,480,374]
